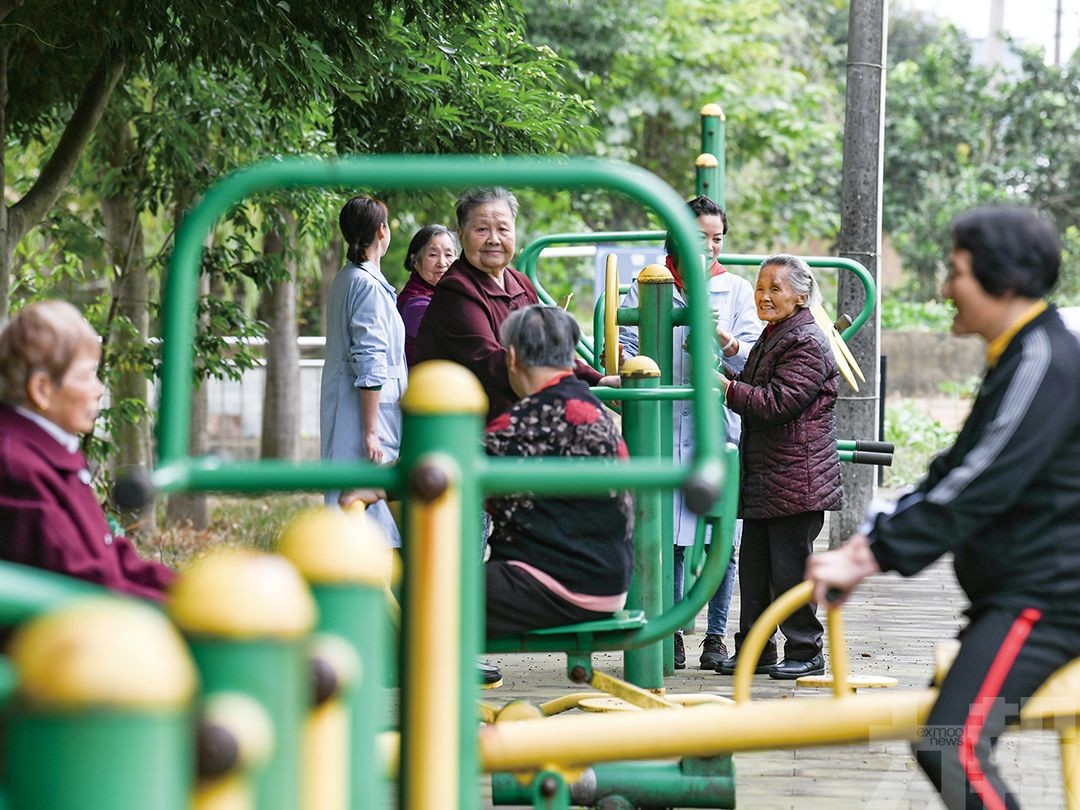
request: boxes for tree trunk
[318,233,342,336]
[166,273,210,530]
[1,48,124,316]
[831,0,886,546]
[259,212,300,461]
[100,118,156,533]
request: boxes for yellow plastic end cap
[401,360,488,415]
[11,597,196,709]
[636,263,675,285]
[695,153,719,168]
[169,549,316,639]
[620,356,661,378]
[278,507,397,586]
[700,103,726,119]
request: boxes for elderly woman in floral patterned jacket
[483,305,634,639]
[715,254,843,680]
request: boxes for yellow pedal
[795,674,898,690]
[578,696,642,712]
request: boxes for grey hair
[455,187,519,230]
[760,254,821,309]
[500,305,579,369]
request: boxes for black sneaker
[674,632,686,670]
[479,659,503,689]
[698,634,728,670]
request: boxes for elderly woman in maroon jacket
[714,254,842,680]
[0,301,175,601]
[414,187,618,422]
[396,224,457,367]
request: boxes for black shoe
[479,659,503,689]
[768,653,825,680]
[714,650,777,675]
[674,632,686,669]
[698,634,728,670]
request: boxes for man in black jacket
[808,206,1080,810]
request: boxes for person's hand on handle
[598,375,622,388]
[806,532,881,607]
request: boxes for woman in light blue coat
[619,196,761,669]
[321,196,407,546]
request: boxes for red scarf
[664,255,726,293]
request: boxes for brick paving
[479,533,1067,808]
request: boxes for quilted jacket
[725,307,843,519]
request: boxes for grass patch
[132,493,323,571]
[883,399,959,488]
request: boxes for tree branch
[0,0,25,25]
[9,48,125,242]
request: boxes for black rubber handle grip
[825,587,845,606]
[112,469,157,511]
[853,440,894,454]
[682,472,719,516]
[850,451,893,467]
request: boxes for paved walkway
[480,538,1067,808]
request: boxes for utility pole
[832,0,886,547]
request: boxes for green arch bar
[155,156,724,500]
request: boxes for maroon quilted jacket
[725,307,843,519]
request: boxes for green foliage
[522,0,847,245]
[883,399,958,487]
[883,11,1080,298]
[880,298,956,331]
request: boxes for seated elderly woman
[414,187,617,423]
[0,301,175,600]
[483,305,634,638]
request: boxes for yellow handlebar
[604,254,619,375]
[733,580,850,702]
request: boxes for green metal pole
[530,770,571,810]
[155,157,724,513]
[494,758,736,808]
[700,103,727,208]
[277,509,397,810]
[3,599,196,810]
[635,264,677,675]
[695,152,720,202]
[620,357,665,691]
[0,561,107,627]
[397,361,486,810]
[170,551,316,810]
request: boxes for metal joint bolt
[409,462,449,502]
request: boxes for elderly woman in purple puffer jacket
[714,254,842,681]
[396,224,457,368]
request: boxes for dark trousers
[733,511,824,662]
[914,608,1080,809]
[486,561,611,640]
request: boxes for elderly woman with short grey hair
[0,300,175,600]
[414,187,617,423]
[483,305,634,639]
[714,254,843,680]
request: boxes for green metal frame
[155,156,724,502]
[517,230,663,368]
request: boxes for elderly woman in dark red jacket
[414,187,618,422]
[0,300,175,601]
[715,254,842,680]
